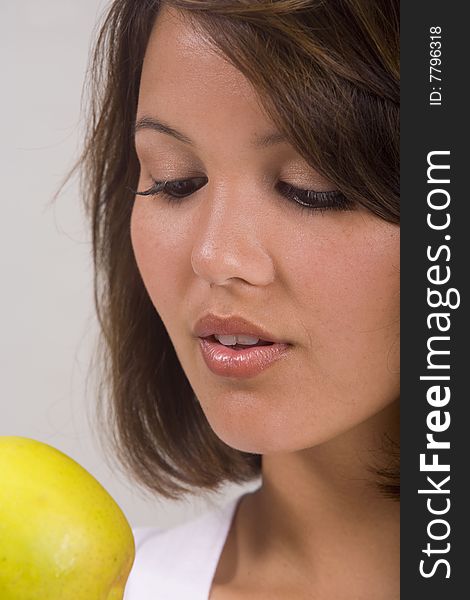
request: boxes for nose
[190,181,275,288]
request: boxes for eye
[134,176,208,202]
[133,176,354,212]
[276,181,354,213]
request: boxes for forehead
[138,5,273,142]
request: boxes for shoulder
[124,495,242,600]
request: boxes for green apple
[0,436,135,600]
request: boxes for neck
[239,401,400,598]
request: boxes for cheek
[286,220,400,398]
[292,220,399,331]
[313,242,399,333]
[130,200,190,317]
[130,199,187,276]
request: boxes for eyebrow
[134,116,287,148]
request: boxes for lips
[193,313,292,378]
[198,337,290,378]
[192,313,288,344]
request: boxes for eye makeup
[133,176,354,213]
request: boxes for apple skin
[0,436,135,600]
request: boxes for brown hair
[75,0,399,500]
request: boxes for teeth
[214,334,260,346]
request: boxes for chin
[211,427,288,454]
[199,397,287,454]
[200,401,320,455]
[200,392,399,456]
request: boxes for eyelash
[133,177,354,213]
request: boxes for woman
[78,1,400,598]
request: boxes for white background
[1,0,259,528]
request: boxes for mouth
[197,335,291,379]
[202,334,275,350]
[192,313,292,378]
[192,313,289,345]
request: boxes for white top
[124,493,245,600]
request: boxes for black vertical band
[401,2,469,597]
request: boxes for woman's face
[131,6,400,454]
